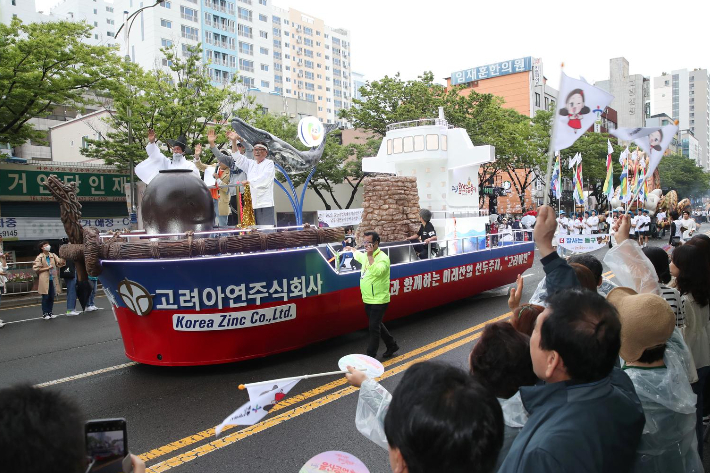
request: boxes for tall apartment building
[594,57,649,129]
[271,6,351,125]
[0,0,45,24]
[652,69,710,171]
[51,0,119,45]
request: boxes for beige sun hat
[607,287,674,362]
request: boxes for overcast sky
[36,0,710,88]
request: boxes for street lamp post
[115,1,163,228]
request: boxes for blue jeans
[88,279,98,306]
[213,198,219,225]
[42,281,56,315]
[217,214,228,228]
[65,277,77,311]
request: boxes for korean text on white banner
[215,378,299,436]
[610,123,679,182]
[553,73,614,152]
[317,208,364,228]
[558,234,611,253]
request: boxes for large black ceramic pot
[142,169,214,235]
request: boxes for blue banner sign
[451,57,532,86]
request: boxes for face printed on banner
[649,130,663,151]
[559,89,591,132]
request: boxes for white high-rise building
[652,69,710,171]
[0,0,47,24]
[51,0,119,45]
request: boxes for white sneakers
[85,306,100,312]
[0,319,5,329]
[42,313,59,320]
[66,310,81,316]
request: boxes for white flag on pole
[610,124,678,178]
[568,152,582,169]
[215,378,300,436]
[552,72,614,152]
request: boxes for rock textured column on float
[356,176,421,243]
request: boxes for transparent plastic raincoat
[623,351,702,472]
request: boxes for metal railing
[386,118,454,132]
[332,230,533,274]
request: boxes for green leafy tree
[658,154,710,199]
[0,18,122,147]
[81,44,245,167]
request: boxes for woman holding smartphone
[32,241,65,320]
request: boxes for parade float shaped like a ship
[50,112,533,366]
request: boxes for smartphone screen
[85,418,127,473]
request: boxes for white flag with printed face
[215,378,300,436]
[553,72,614,152]
[610,124,679,179]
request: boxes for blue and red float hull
[99,242,534,366]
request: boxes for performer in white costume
[135,129,200,184]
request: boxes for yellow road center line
[146,329,488,473]
[139,311,513,462]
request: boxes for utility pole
[116,1,164,229]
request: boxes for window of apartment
[160,1,171,7]
[304,49,313,58]
[106,18,114,25]
[305,71,314,80]
[93,21,98,26]
[161,38,173,48]
[93,8,97,14]
[241,76,255,87]
[238,24,253,38]
[181,25,198,40]
[239,58,254,72]
[238,7,252,21]
[272,15,280,23]
[106,31,114,37]
[181,6,198,21]
[261,80,270,87]
[273,39,281,48]
[259,13,268,21]
[161,19,172,28]
[239,41,253,55]
[105,5,114,12]
[260,30,268,39]
[261,64,269,71]
[275,74,282,82]
[306,93,315,102]
[259,46,268,54]
[273,27,281,36]
[162,58,173,67]
[94,33,98,39]
[304,60,313,69]
[304,38,313,47]
[274,63,282,71]
[305,82,314,91]
[303,26,313,36]
[535,92,541,107]
[259,0,267,4]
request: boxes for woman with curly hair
[671,243,710,457]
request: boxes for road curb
[1,294,65,309]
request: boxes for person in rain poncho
[607,287,703,473]
[135,129,200,184]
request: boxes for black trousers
[364,303,395,357]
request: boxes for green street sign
[0,163,129,202]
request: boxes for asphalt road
[0,231,702,473]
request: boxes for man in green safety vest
[345,230,399,359]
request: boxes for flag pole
[543,63,564,206]
[238,369,349,390]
